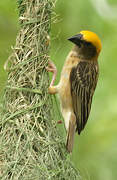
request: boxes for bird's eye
[86,42,91,46]
[78,42,82,48]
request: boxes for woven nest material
[0,0,81,179]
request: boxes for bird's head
[68,30,102,59]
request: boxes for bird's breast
[58,51,80,110]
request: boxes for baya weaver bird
[46,30,102,153]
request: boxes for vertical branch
[0,0,81,179]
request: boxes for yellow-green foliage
[51,0,117,180]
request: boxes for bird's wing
[70,61,99,134]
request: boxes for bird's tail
[66,116,76,153]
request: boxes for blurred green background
[1,0,117,179]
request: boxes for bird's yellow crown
[80,30,102,53]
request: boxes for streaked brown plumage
[47,30,102,153]
[70,60,99,134]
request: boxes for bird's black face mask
[68,34,97,59]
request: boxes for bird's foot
[46,60,57,86]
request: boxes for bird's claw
[46,60,57,86]
[46,60,57,73]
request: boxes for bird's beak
[68,33,83,46]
